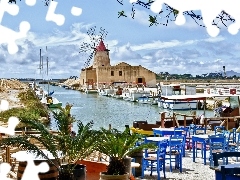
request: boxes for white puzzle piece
[130,0,240,37]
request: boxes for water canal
[42,84,214,132]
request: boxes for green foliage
[0,89,49,128]
[51,103,100,164]
[96,128,156,175]
[0,104,100,175]
[149,15,159,27]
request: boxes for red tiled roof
[96,40,107,51]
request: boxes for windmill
[79,26,108,69]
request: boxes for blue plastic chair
[166,135,185,172]
[141,140,168,180]
[174,127,188,156]
[208,134,226,166]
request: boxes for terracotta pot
[99,172,129,180]
[59,164,86,180]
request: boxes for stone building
[79,39,156,89]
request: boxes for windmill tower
[92,38,110,68]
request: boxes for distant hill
[225,70,240,77]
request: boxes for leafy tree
[116,0,235,29]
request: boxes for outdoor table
[213,164,240,180]
[145,136,170,142]
[211,151,240,180]
[192,134,209,165]
[152,128,183,136]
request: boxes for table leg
[196,141,198,158]
[203,141,206,165]
[192,139,195,162]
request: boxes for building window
[111,71,114,76]
[119,71,122,76]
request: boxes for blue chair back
[175,127,188,137]
[209,134,226,144]
[209,134,226,166]
[169,135,185,151]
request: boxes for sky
[0,0,240,78]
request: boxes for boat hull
[48,102,62,108]
[158,100,198,110]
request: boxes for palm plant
[0,103,100,179]
[96,127,156,176]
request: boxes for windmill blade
[84,51,94,68]
[79,42,92,53]
[87,26,97,42]
[80,26,108,69]
[99,27,108,40]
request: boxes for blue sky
[0,0,240,78]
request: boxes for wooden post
[160,112,165,128]
[6,147,10,163]
[184,115,186,127]
[204,118,207,131]
[173,113,176,127]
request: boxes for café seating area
[130,120,240,180]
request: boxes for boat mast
[39,49,43,79]
[46,46,49,95]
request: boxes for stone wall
[96,64,156,87]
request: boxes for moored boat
[41,96,62,108]
[137,95,152,104]
[158,94,208,110]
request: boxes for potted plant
[0,103,100,180]
[96,127,155,180]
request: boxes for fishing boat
[158,94,210,110]
[128,89,151,102]
[98,89,108,96]
[41,95,62,108]
[137,95,152,104]
[137,95,158,105]
[85,88,98,94]
[39,48,62,108]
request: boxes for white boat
[121,91,130,100]
[158,94,211,110]
[41,95,62,108]
[85,89,98,94]
[98,89,108,96]
[35,88,47,100]
[128,90,151,102]
[137,96,151,104]
[136,95,158,105]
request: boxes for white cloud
[110,43,141,61]
[127,36,225,52]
